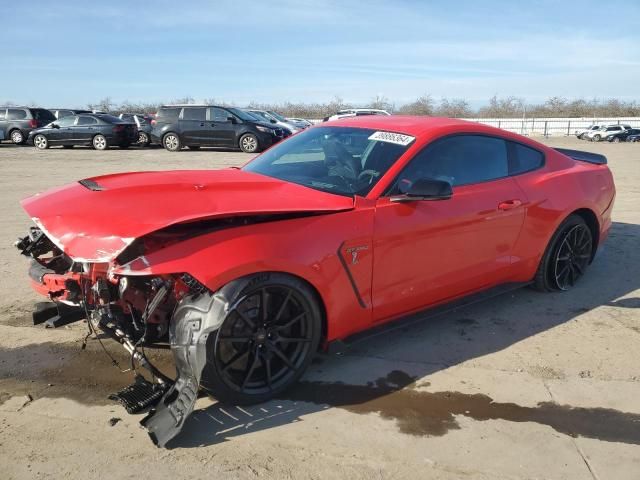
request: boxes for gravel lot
[1,138,639,479]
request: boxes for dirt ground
[0,138,639,479]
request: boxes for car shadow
[167,220,640,449]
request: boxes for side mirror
[227,116,237,124]
[391,178,453,202]
[51,123,60,129]
[270,119,277,124]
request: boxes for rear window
[32,109,55,123]
[156,107,181,121]
[182,107,206,121]
[77,116,98,125]
[7,109,27,120]
[509,142,544,175]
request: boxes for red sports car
[16,116,615,446]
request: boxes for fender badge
[346,245,369,265]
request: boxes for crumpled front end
[15,224,224,447]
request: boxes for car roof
[322,115,482,136]
[161,104,230,108]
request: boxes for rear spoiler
[554,148,607,165]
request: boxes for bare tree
[397,94,435,115]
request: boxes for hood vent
[78,179,105,191]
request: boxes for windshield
[249,110,273,122]
[267,110,287,122]
[243,127,414,197]
[227,107,258,122]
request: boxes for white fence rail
[466,117,640,136]
[310,117,640,136]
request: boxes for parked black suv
[151,105,289,152]
[0,107,56,144]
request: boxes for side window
[0,109,6,120]
[182,107,206,121]
[57,110,73,118]
[509,142,544,175]
[394,135,508,191]
[57,116,77,127]
[7,108,28,120]
[77,116,97,126]
[209,107,230,122]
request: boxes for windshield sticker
[368,131,415,146]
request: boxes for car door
[74,115,99,144]
[206,107,237,146]
[49,115,77,143]
[180,107,207,145]
[371,134,527,323]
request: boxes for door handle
[498,199,522,211]
[200,123,205,126]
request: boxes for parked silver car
[246,109,300,133]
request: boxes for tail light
[28,119,38,128]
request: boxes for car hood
[21,168,354,262]
[28,127,51,136]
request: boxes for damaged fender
[142,290,228,447]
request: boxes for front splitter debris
[109,375,171,414]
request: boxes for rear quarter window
[509,142,544,175]
[7,109,28,120]
[156,108,181,121]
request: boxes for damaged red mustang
[15,116,615,446]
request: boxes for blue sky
[2,0,639,108]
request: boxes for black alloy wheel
[208,280,320,404]
[552,223,593,290]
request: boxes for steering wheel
[322,140,361,179]
[357,169,380,185]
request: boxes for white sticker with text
[368,131,415,146]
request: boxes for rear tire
[92,134,108,150]
[592,134,601,142]
[33,134,48,150]
[137,132,150,146]
[163,133,181,151]
[200,272,322,405]
[613,137,621,143]
[10,129,25,145]
[239,133,260,153]
[533,215,594,292]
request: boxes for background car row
[574,123,640,142]
[0,105,310,152]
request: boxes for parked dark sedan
[119,113,153,146]
[606,128,640,142]
[28,114,138,150]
